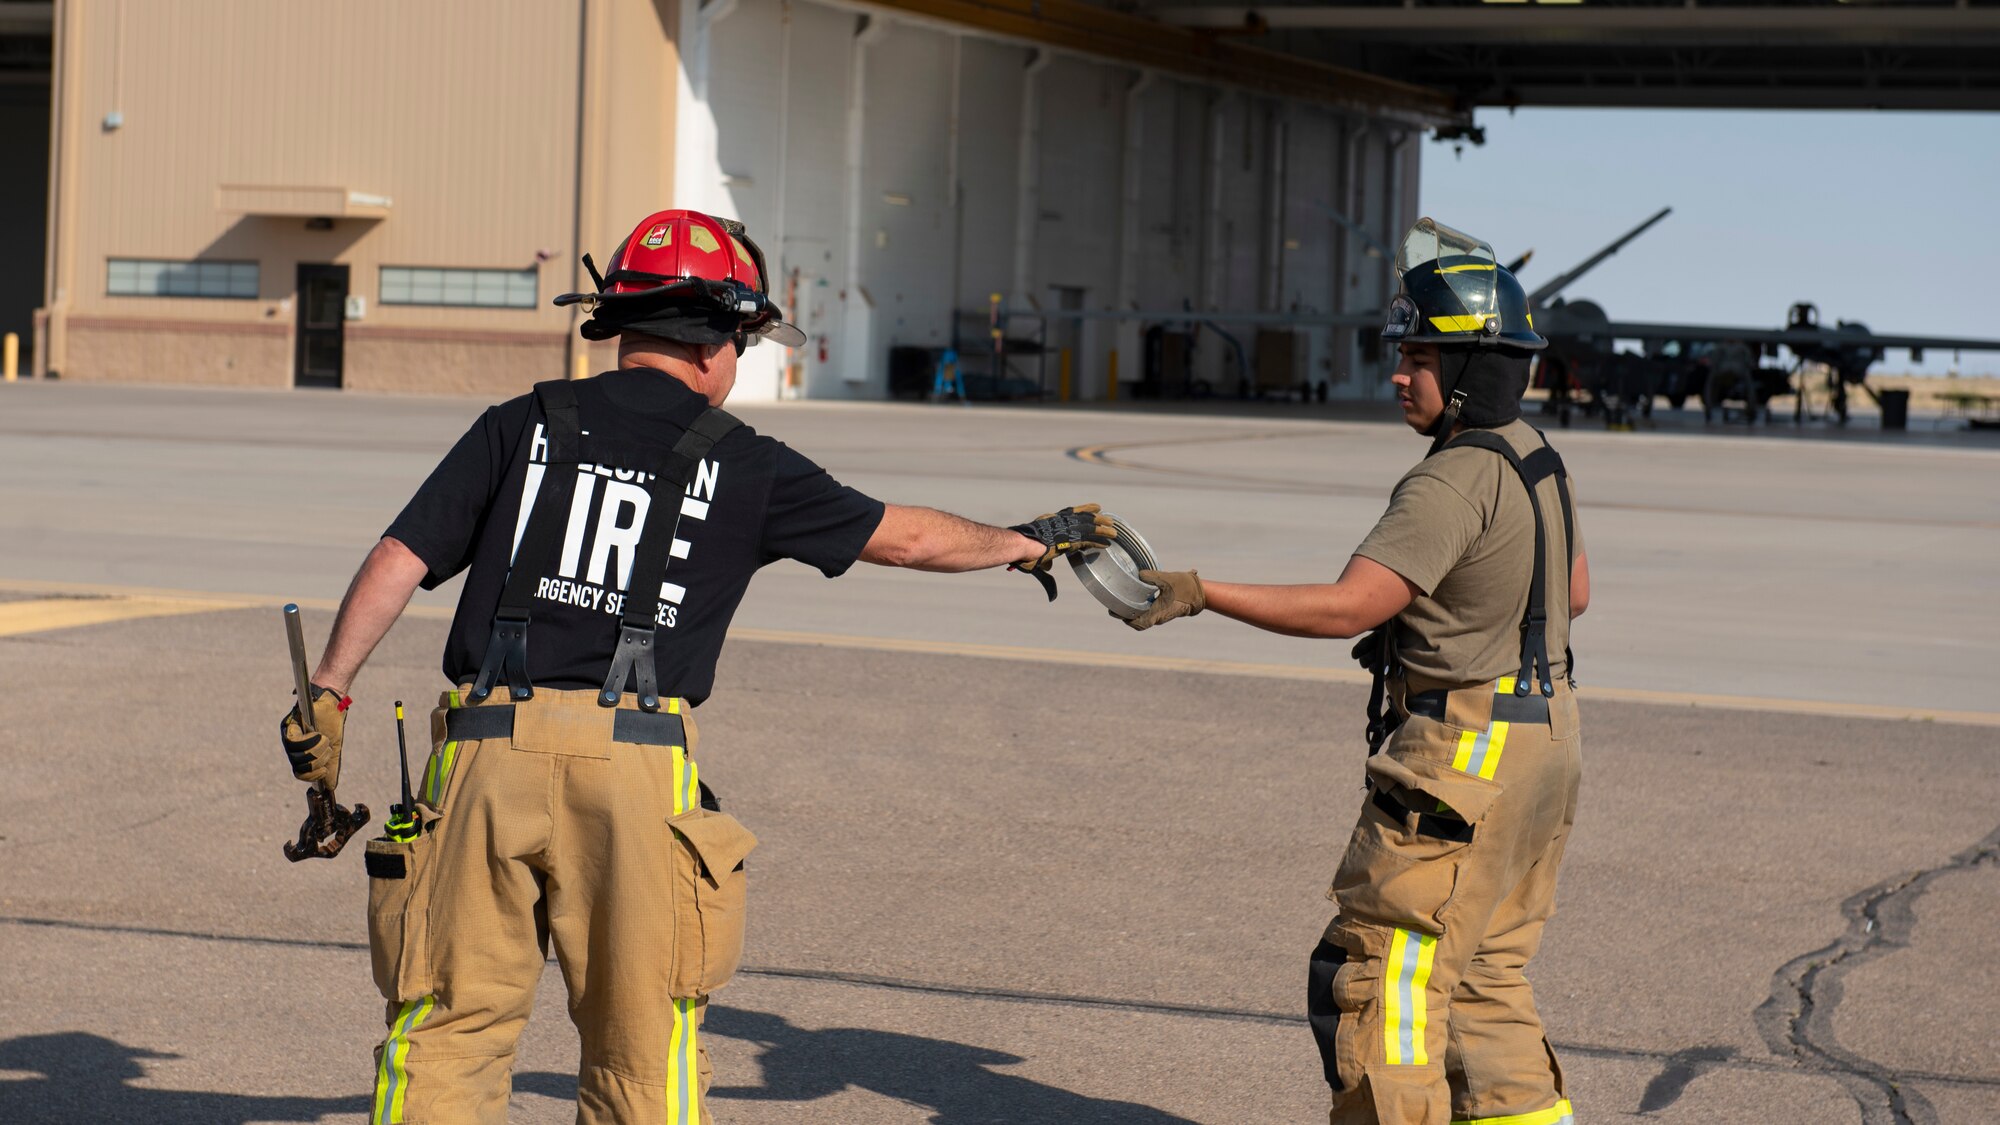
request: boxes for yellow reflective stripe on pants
[666,699,701,1122]
[423,741,459,805]
[1382,928,1438,1065]
[423,691,464,806]
[1453,723,1509,780]
[1452,1098,1576,1125]
[666,996,700,1123]
[373,995,434,1124]
[1452,680,1518,780]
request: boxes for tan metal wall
[43,0,680,394]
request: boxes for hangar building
[17,0,1442,400]
[12,1,1995,400]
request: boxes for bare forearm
[312,537,430,693]
[1196,557,1418,640]
[860,505,1040,572]
[1202,581,1368,639]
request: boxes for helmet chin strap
[1423,349,1473,456]
[1426,388,1468,457]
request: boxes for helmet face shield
[1396,217,1492,276]
[1398,218,1502,335]
[1381,216,1546,351]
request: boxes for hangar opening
[0,2,50,378]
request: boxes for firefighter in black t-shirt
[276,209,1113,1125]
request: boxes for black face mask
[1425,348,1533,442]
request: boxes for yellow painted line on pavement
[727,628,2000,728]
[1,579,1994,727]
[0,595,252,638]
[730,626,1379,687]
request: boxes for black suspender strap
[1439,429,1573,698]
[469,381,585,704]
[1551,468,1579,685]
[1359,623,1400,756]
[598,406,741,712]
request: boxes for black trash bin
[1879,389,1910,431]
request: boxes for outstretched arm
[1134,556,1419,638]
[858,504,1043,572]
[311,536,430,693]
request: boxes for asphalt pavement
[1,381,1995,1124]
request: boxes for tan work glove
[1125,569,1205,631]
[280,685,349,790]
[1008,503,1117,600]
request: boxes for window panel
[379,266,537,309]
[106,258,257,299]
[196,263,231,297]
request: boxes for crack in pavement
[1752,822,2000,1125]
[8,913,2000,1102]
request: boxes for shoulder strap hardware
[1436,427,1578,697]
[597,405,743,711]
[468,381,585,704]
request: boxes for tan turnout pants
[362,687,758,1125]
[1310,677,1582,1125]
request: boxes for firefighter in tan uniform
[1129,219,1590,1125]
[276,209,1114,1125]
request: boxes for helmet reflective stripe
[1428,314,1490,333]
[1381,216,1546,352]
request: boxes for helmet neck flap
[1424,347,1533,456]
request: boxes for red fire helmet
[555,209,805,349]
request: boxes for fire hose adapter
[1068,514,1161,620]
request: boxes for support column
[39,0,84,378]
[1199,91,1232,314]
[1011,49,1052,308]
[842,14,891,391]
[1262,102,1288,313]
[1342,119,1373,393]
[1114,69,1156,401]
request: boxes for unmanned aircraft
[1520,208,2000,428]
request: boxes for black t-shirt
[385,370,885,705]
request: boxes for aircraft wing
[1589,320,2000,354]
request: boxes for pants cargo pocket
[1332,721,1503,934]
[365,829,438,1002]
[666,807,759,998]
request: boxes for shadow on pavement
[708,1006,1199,1124]
[0,1031,367,1124]
[516,1006,1199,1123]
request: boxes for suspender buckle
[600,623,662,712]
[469,609,533,704]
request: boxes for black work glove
[1008,503,1117,601]
[280,684,349,791]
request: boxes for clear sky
[1419,108,2000,377]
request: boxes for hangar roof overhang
[853,0,1463,126]
[1131,0,2000,112]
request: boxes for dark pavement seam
[1753,821,2000,1125]
[10,913,2000,1101]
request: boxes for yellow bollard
[2,332,16,381]
[1059,348,1072,403]
[1107,349,1118,403]
[571,348,588,382]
